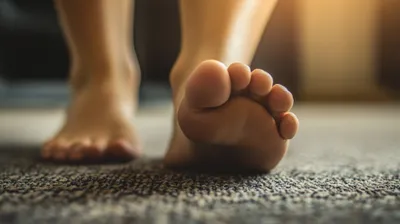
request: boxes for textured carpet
[0,104,399,224]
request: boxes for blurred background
[0,0,399,107]
[0,2,399,222]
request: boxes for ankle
[69,58,140,91]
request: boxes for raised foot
[42,80,141,163]
[165,60,299,172]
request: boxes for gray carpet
[0,104,399,224]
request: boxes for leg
[42,0,141,162]
[165,0,299,172]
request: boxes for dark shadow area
[0,144,41,163]
[378,0,400,93]
[0,144,156,165]
[0,144,266,175]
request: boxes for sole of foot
[165,60,299,172]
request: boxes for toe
[41,140,54,159]
[106,139,139,161]
[69,144,84,160]
[248,69,273,97]
[227,62,251,92]
[279,112,299,139]
[68,139,90,161]
[265,84,293,118]
[51,140,71,161]
[83,138,106,160]
[184,60,231,108]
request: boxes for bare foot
[165,60,299,172]
[42,75,141,163]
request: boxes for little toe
[227,62,251,93]
[279,112,299,139]
[248,69,273,97]
[265,84,294,119]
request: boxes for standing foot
[42,73,141,163]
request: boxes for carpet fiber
[0,104,399,224]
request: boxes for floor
[0,103,399,224]
[0,102,398,159]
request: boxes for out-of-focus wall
[299,0,388,101]
[379,0,400,93]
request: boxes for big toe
[184,60,231,109]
